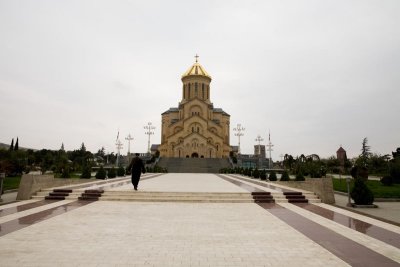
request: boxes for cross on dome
[195,54,199,62]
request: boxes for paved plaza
[0,173,400,266]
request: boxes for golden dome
[182,58,212,80]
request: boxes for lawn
[333,178,400,198]
[2,176,22,191]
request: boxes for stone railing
[275,176,335,204]
[17,174,91,200]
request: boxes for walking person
[127,153,146,190]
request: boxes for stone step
[98,197,257,203]
[98,191,275,203]
[45,195,66,200]
[53,189,73,193]
[101,192,253,197]
[102,193,255,199]
[49,192,69,197]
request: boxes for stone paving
[0,173,399,267]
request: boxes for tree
[107,167,116,178]
[280,170,290,181]
[389,159,400,183]
[260,169,267,180]
[14,137,19,151]
[81,165,92,178]
[80,143,86,152]
[351,178,374,205]
[361,137,371,158]
[252,168,260,179]
[95,166,106,179]
[117,166,125,177]
[269,171,277,181]
[9,138,14,151]
[96,147,106,158]
[60,143,65,151]
[295,172,305,181]
[392,148,400,159]
[358,137,371,168]
[283,154,294,170]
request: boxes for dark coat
[128,156,146,176]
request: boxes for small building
[336,146,347,167]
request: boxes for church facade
[158,59,231,158]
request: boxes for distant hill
[0,142,35,151]
[0,142,10,150]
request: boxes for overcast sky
[1,0,399,160]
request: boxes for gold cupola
[181,55,212,102]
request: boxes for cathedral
[158,58,231,158]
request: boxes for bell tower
[180,55,212,104]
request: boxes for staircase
[99,191,274,203]
[157,158,231,173]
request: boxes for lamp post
[144,122,155,154]
[233,124,245,154]
[266,130,274,169]
[125,134,134,156]
[115,139,123,166]
[255,135,264,156]
[125,133,134,163]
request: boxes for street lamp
[125,134,134,156]
[255,135,264,156]
[233,124,245,154]
[266,130,274,169]
[144,122,155,154]
[115,139,123,166]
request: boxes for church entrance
[191,153,199,158]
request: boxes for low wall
[275,177,335,204]
[17,174,90,200]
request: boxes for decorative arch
[189,105,202,117]
[189,122,202,133]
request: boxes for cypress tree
[9,138,14,151]
[14,137,19,151]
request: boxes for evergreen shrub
[253,169,260,179]
[80,165,91,178]
[260,170,267,180]
[117,166,125,176]
[107,167,116,178]
[95,166,106,179]
[295,172,305,181]
[269,171,277,181]
[351,178,374,205]
[280,170,290,181]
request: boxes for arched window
[195,82,198,96]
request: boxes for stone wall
[276,177,335,204]
[17,174,90,200]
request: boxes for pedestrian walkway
[0,173,399,267]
